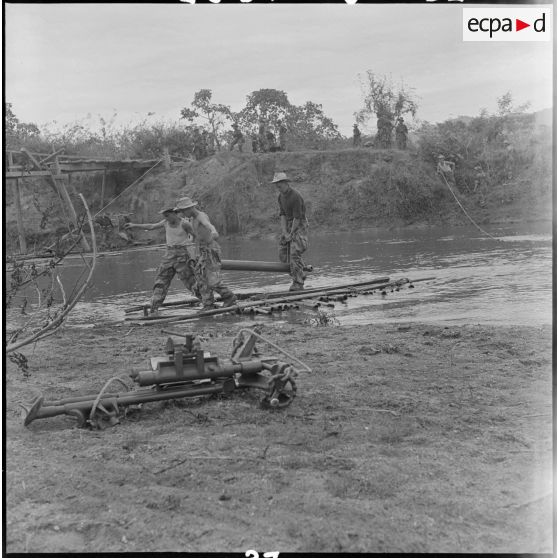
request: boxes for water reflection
[47,223,553,327]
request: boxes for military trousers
[151,246,198,311]
[279,224,308,289]
[195,242,235,307]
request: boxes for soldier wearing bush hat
[230,122,245,152]
[174,197,237,310]
[271,172,309,291]
[124,204,199,315]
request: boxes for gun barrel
[132,358,264,386]
[23,383,228,426]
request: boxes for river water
[55,222,552,328]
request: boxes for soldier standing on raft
[124,207,199,316]
[173,197,237,310]
[271,172,309,292]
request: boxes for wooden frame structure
[5,148,160,254]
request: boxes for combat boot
[222,294,238,308]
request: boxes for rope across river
[439,171,501,242]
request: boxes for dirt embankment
[5,317,554,553]
[5,147,552,252]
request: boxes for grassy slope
[128,148,552,237]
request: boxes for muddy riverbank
[5,317,553,553]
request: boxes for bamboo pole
[130,276,435,326]
[127,277,420,326]
[123,276,391,314]
[20,147,43,170]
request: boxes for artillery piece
[21,329,301,430]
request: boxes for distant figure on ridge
[473,165,487,191]
[352,123,362,148]
[395,117,408,150]
[230,123,245,152]
[278,120,288,151]
[436,154,456,185]
[192,128,204,160]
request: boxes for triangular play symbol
[516,19,530,31]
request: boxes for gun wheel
[261,377,297,410]
[87,402,120,430]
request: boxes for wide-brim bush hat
[159,207,176,215]
[174,197,198,210]
[271,172,289,184]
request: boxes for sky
[5,3,554,137]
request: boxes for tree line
[5,72,417,159]
[6,74,550,198]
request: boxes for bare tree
[6,194,98,367]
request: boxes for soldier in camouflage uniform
[173,197,237,310]
[353,123,362,147]
[271,172,309,291]
[278,120,288,151]
[124,207,199,315]
[395,117,408,150]
[229,123,245,152]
